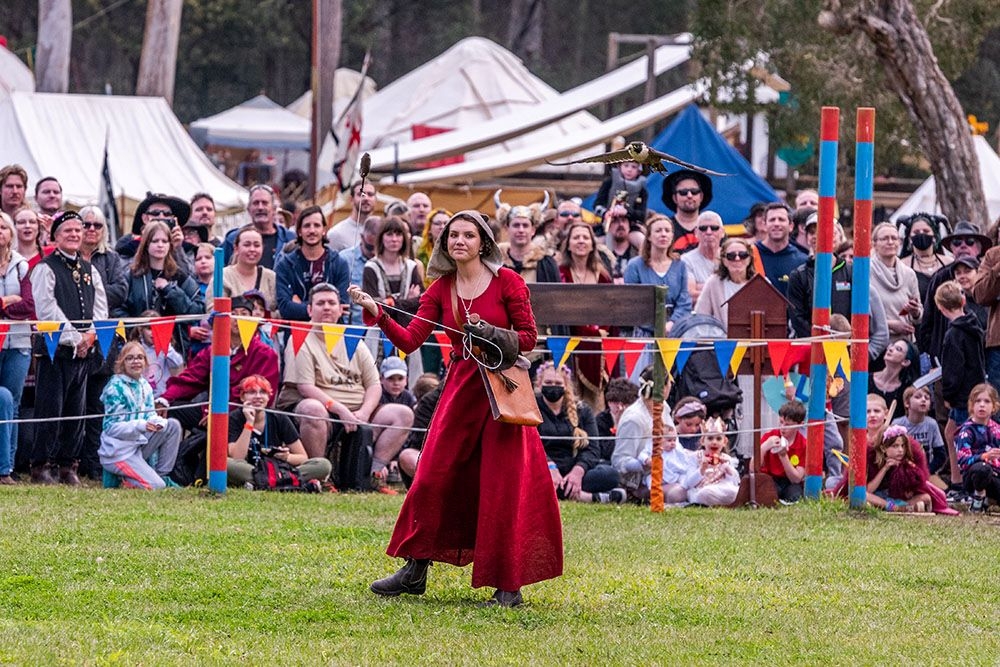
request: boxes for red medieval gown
[364,267,563,590]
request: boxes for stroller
[668,315,743,452]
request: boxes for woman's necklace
[458,271,488,319]
[911,252,939,272]
[570,265,593,284]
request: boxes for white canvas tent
[286,68,378,121]
[364,42,691,171]
[891,135,1000,223]
[189,94,312,150]
[0,91,246,211]
[0,46,34,99]
[317,37,605,183]
[382,84,702,185]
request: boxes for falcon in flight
[548,141,728,176]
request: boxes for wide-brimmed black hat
[661,169,713,212]
[940,219,992,252]
[132,192,191,235]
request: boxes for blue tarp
[584,104,778,225]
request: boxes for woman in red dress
[349,210,562,608]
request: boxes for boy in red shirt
[760,399,807,502]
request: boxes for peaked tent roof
[0,46,34,99]
[189,94,312,150]
[286,68,378,121]
[0,91,246,210]
[890,135,1000,224]
[586,104,778,225]
[362,36,599,151]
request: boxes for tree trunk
[36,0,71,93]
[506,0,543,67]
[309,0,342,197]
[820,0,989,228]
[135,0,184,105]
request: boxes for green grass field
[1,487,999,665]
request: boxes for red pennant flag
[289,322,311,355]
[0,322,9,350]
[767,340,791,377]
[601,338,627,376]
[433,331,452,367]
[150,317,175,356]
[622,341,647,378]
[785,343,811,374]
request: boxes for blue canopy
[584,104,778,225]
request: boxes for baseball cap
[380,356,407,378]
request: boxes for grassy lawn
[1,487,999,665]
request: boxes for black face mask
[910,233,935,251]
[541,386,565,402]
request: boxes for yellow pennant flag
[656,338,681,372]
[822,340,849,376]
[557,337,581,368]
[116,319,127,340]
[729,342,748,377]
[236,318,259,352]
[36,321,61,335]
[322,324,344,355]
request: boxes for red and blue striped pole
[207,246,231,493]
[849,107,876,509]
[805,107,840,499]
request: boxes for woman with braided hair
[535,362,624,504]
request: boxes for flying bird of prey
[548,141,729,176]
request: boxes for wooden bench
[528,283,665,330]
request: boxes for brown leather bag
[451,278,542,427]
[729,469,778,508]
[478,359,543,426]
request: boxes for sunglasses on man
[675,188,702,197]
[951,237,979,248]
[558,211,582,218]
[697,225,721,232]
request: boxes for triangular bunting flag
[37,321,63,361]
[729,342,748,377]
[837,345,851,376]
[433,331,453,367]
[622,341,647,378]
[674,340,698,375]
[322,324,344,355]
[288,322,310,355]
[150,317,175,356]
[546,337,574,369]
[343,327,366,361]
[713,340,738,378]
[821,340,845,376]
[601,338,627,376]
[795,373,810,402]
[237,318,259,352]
[0,322,9,351]
[382,334,394,358]
[116,319,127,341]
[92,320,118,357]
[767,340,791,377]
[656,338,681,373]
[786,343,811,373]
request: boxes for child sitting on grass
[955,383,1000,513]
[759,399,807,503]
[682,416,739,506]
[99,341,182,490]
[892,385,946,474]
[865,424,932,512]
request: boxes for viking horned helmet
[493,189,550,227]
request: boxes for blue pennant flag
[42,323,65,361]
[344,326,365,361]
[713,340,738,377]
[546,337,570,368]
[674,340,698,375]
[382,333,394,359]
[93,320,119,358]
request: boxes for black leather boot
[370,558,430,597]
[58,462,81,486]
[30,463,57,485]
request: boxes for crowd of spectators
[0,159,998,514]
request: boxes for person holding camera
[227,374,331,489]
[115,192,195,276]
